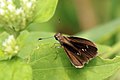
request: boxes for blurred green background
[27,0,120,34]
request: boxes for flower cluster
[0,0,36,31]
[2,35,19,59]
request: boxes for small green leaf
[97,44,112,57]
[34,0,58,23]
[0,57,32,80]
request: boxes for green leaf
[30,38,120,80]
[17,31,54,59]
[0,27,4,33]
[96,42,120,59]
[76,19,120,43]
[116,32,120,41]
[97,44,112,57]
[17,31,120,80]
[103,42,120,58]
[0,57,32,80]
[106,68,120,80]
[33,0,58,23]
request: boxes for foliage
[0,0,120,80]
[0,57,32,80]
[0,0,58,80]
[16,30,120,80]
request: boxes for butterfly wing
[61,36,97,68]
[62,42,93,68]
[68,37,98,58]
[68,37,96,47]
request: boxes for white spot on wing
[77,53,80,55]
[82,49,84,51]
[86,45,89,48]
[84,49,87,51]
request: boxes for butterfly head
[54,33,64,41]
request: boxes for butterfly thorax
[54,33,71,44]
[54,33,78,51]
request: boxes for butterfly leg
[53,50,59,60]
[25,45,40,64]
[51,42,62,48]
[52,43,63,61]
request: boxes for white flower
[0,8,4,15]
[0,0,36,31]
[2,35,19,58]
[7,4,15,12]
[16,8,22,15]
[7,0,12,3]
[0,2,5,8]
[27,2,32,8]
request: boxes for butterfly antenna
[38,36,54,40]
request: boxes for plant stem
[3,26,20,38]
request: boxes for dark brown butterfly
[54,33,98,68]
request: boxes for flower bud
[0,0,36,32]
[2,35,19,59]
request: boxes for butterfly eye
[54,36,59,40]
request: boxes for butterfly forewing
[68,37,97,47]
[68,37,97,57]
